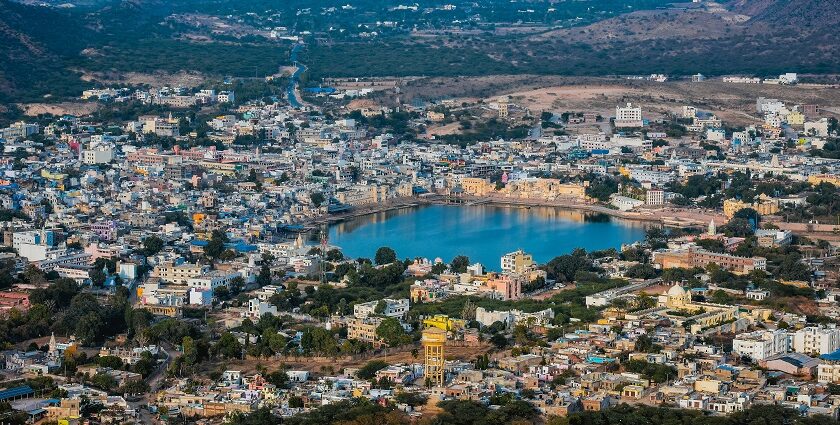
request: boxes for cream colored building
[154,263,210,285]
[723,195,780,218]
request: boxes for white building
[187,270,243,291]
[13,230,58,262]
[615,103,643,128]
[245,298,278,319]
[610,195,644,211]
[646,190,665,206]
[818,362,840,383]
[83,144,114,165]
[792,326,840,355]
[732,329,788,361]
[353,298,410,319]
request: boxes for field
[398,76,840,127]
[219,341,495,375]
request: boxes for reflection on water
[328,205,648,269]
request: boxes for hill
[0,0,91,102]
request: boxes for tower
[319,223,328,284]
[497,97,509,118]
[422,327,446,387]
[708,219,716,236]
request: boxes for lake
[328,204,649,270]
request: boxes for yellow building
[655,285,739,332]
[423,315,465,332]
[723,194,779,218]
[501,249,536,274]
[787,112,805,126]
[461,177,494,196]
[808,174,840,187]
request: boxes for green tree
[204,230,228,259]
[375,247,397,265]
[357,360,388,379]
[214,332,243,359]
[142,236,165,256]
[375,317,410,347]
[450,255,470,273]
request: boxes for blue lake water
[328,205,649,271]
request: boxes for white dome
[668,285,686,297]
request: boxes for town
[1,62,840,425]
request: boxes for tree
[325,249,344,262]
[90,372,117,391]
[142,236,165,256]
[357,360,389,379]
[204,230,228,260]
[182,336,198,366]
[310,192,326,207]
[75,312,104,345]
[375,247,397,265]
[214,332,243,359]
[375,317,410,347]
[722,217,754,237]
[266,370,290,388]
[450,255,470,273]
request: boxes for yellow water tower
[497,96,509,118]
[422,327,446,387]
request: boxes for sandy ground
[19,102,100,117]
[221,342,494,375]
[474,79,840,127]
[79,70,207,88]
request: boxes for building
[732,329,789,361]
[723,196,780,218]
[615,103,643,128]
[653,247,766,274]
[792,326,840,355]
[83,144,114,164]
[754,229,792,248]
[423,327,446,387]
[245,298,278,320]
[154,263,210,285]
[353,298,410,319]
[497,97,509,118]
[12,230,57,262]
[646,189,665,206]
[484,274,523,300]
[347,317,383,346]
[501,249,535,274]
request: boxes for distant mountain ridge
[729,0,840,32]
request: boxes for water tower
[422,327,446,387]
[497,96,509,118]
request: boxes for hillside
[0,0,91,102]
[745,0,840,32]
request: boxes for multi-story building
[154,263,211,285]
[501,250,535,274]
[347,316,383,346]
[723,195,780,218]
[13,229,57,262]
[732,329,789,361]
[653,247,766,274]
[614,103,643,128]
[353,298,410,319]
[792,326,840,355]
[646,189,665,205]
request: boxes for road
[127,342,180,424]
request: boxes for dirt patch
[19,102,99,117]
[222,342,494,376]
[79,70,207,88]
